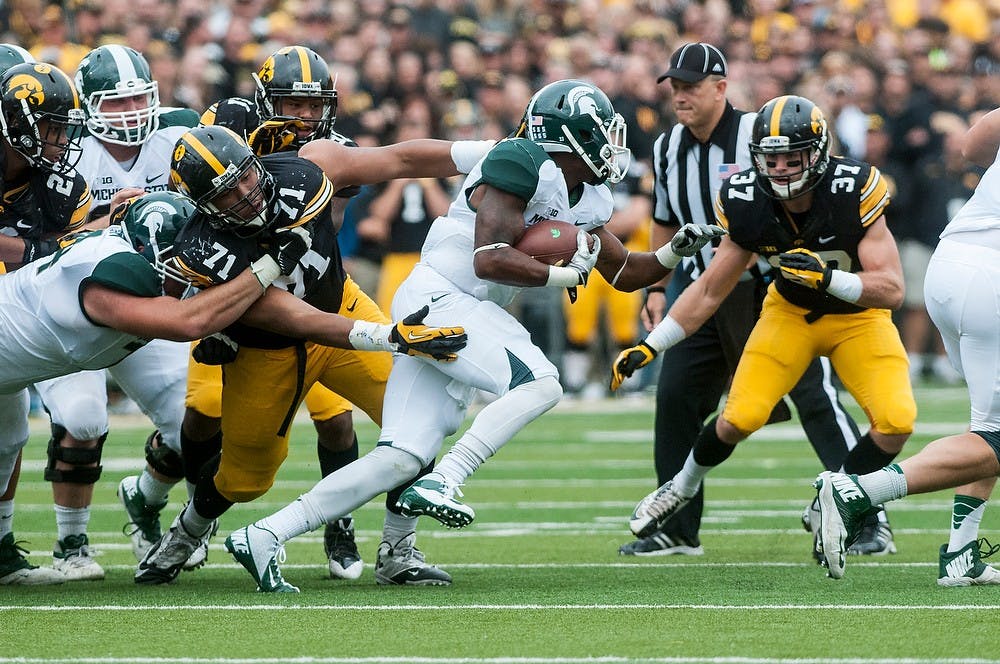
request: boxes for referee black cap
[658,43,728,83]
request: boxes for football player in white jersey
[224,79,725,590]
[813,108,1000,585]
[26,45,202,582]
[0,191,291,585]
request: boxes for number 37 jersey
[715,155,890,316]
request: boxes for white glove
[655,223,728,269]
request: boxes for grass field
[3,384,1000,663]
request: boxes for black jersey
[0,161,91,240]
[716,156,890,316]
[173,152,345,349]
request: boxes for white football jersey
[941,149,1000,238]
[0,229,158,392]
[421,138,614,306]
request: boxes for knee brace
[44,424,106,483]
[145,430,184,479]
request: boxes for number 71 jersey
[716,155,890,314]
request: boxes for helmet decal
[8,73,45,106]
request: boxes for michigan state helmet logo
[565,85,601,117]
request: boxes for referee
[619,43,892,559]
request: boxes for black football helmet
[0,62,85,174]
[111,191,196,294]
[252,45,337,147]
[750,95,830,199]
[169,125,274,237]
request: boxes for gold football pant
[375,252,420,318]
[186,277,392,502]
[723,286,915,437]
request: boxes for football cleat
[118,475,167,561]
[53,534,105,581]
[324,517,363,580]
[813,471,879,579]
[134,512,208,585]
[182,519,217,571]
[802,496,823,565]
[225,525,299,593]
[374,532,452,586]
[0,533,64,586]
[629,481,692,538]
[848,513,896,556]
[397,475,475,528]
[619,531,703,556]
[938,539,1000,587]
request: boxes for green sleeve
[85,253,161,297]
[477,139,549,202]
[158,107,201,129]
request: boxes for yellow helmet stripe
[296,46,312,83]
[769,95,791,137]
[183,132,227,176]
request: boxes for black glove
[778,248,831,290]
[268,224,312,276]
[22,237,60,264]
[389,305,468,361]
[610,342,657,391]
[193,333,239,365]
[247,117,307,156]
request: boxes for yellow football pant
[563,269,641,347]
[723,285,915,437]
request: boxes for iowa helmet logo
[258,57,275,84]
[7,73,44,106]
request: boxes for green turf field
[3,385,999,663]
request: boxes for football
[513,219,595,266]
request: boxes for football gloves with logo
[389,305,468,361]
[610,341,657,392]
[193,333,239,365]
[778,248,831,290]
[671,223,728,257]
[247,117,307,156]
[566,231,601,304]
[267,224,312,276]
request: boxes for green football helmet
[252,45,337,148]
[0,62,85,174]
[0,43,35,75]
[75,44,160,146]
[515,79,630,184]
[111,191,195,294]
[170,125,274,237]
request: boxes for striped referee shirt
[652,102,759,279]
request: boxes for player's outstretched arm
[82,264,276,342]
[238,289,468,360]
[300,138,494,191]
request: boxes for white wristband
[644,314,686,353]
[249,255,280,290]
[348,320,397,352]
[451,140,496,173]
[546,264,581,288]
[826,269,863,303]
[654,243,681,269]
